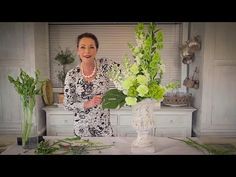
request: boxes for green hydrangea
[136,85,149,97]
[122,76,135,90]
[136,75,148,85]
[127,86,138,97]
[125,97,137,106]
[147,82,166,101]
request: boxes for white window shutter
[49,23,181,88]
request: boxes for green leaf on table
[64,136,81,141]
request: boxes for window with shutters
[49,23,182,89]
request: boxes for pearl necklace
[81,60,97,79]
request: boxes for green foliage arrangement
[54,48,75,87]
[168,137,236,155]
[35,136,114,155]
[102,22,179,109]
[8,69,44,147]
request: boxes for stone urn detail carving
[131,98,158,153]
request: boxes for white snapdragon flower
[130,63,139,75]
[135,53,143,66]
[142,69,151,81]
[133,47,139,55]
[160,63,165,73]
[135,56,141,66]
[136,37,143,48]
[114,81,122,91]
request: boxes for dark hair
[77,33,99,49]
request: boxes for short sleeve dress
[64,58,116,137]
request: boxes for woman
[64,32,117,137]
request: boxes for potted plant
[8,69,44,149]
[102,23,179,153]
[54,48,75,104]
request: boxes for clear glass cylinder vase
[21,98,38,149]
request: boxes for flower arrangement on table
[102,22,179,109]
[35,137,114,155]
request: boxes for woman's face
[77,37,97,63]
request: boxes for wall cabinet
[43,106,196,137]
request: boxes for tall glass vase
[21,97,38,149]
[131,98,156,154]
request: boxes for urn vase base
[131,137,156,154]
[131,144,156,154]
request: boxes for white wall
[0,22,49,135]
[191,22,236,136]
[34,23,50,135]
[0,23,28,134]
[188,23,205,135]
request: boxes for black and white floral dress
[64,58,115,137]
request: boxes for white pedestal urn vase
[131,98,157,154]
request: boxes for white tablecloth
[1,136,205,155]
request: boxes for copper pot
[188,35,201,52]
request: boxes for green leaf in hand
[102,89,126,109]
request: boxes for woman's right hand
[84,95,102,109]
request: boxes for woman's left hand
[91,95,102,106]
